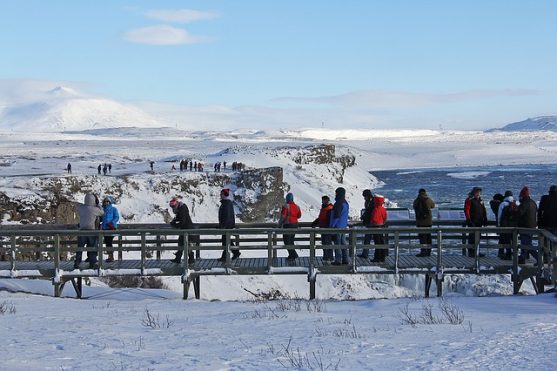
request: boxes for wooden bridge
[1,221,556,300]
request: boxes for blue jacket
[102,203,120,230]
[329,200,349,228]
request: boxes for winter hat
[418,188,427,195]
[362,189,372,198]
[504,190,513,198]
[519,186,530,199]
[285,193,294,202]
[102,196,114,205]
[471,186,482,194]
[221,188,230,198]
[549,185,557,193]
[493,193,504,202]
[169,197,179,208]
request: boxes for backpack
[415,197,430,220]
[502,201,519,226]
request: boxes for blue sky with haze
[1,0,556,130]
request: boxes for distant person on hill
[97,164,102,175]
[413,188,435,257]
[108,163,112,173]
[74,193,104,269]
[223,161,227,170]
[280,193,302,260]
[311,195,334,261]
[464,187,487,257]
[517,186,538,264]
[538,185,557,234]
[149,161,154,171]
[169,197,195,264]
[358,189,374,259]
[218,188,239,262]
[330,187,350,265]
[66,163,72,174]
[103,164,107,176]
[497,191,517,260]
[101,196,119,263]
[189,161,193,171]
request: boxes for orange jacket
[281,201,302,225]
[370,196,387,226]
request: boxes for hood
[519,186,529,199]
[335,187,346,201]
[84,193,96,206]
[373,195,385,207]
[503,196,514,203]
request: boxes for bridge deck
[0,255,537,279]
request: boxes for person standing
[497,192,518,260]
[358,189,374,259]
[330,187,350,265]
[66,163,72,174]
[490,193,504,224]
[103,164,107,175]
[218,188,240,262]
[517,186,538,264]
[538,185,557,234]
[108,163,112,173]
[413,188,436,257]
[311,195,334,261]
[464,187,487,257]
[169,197,195,264]
[101,196,120,263]
[280,193,302,260]
[73,193,104,269]
[370,195,388,262]
[97,164,102,175]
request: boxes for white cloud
[123,25,212,45]
[144,9,220,23]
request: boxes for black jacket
[360,198,374,227]
[219,199,236,229]
[538,193,557,229]
[517,197,537,228]
[170,203,194,229]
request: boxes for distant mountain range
[489,116,557,132]
[0,85,165,132]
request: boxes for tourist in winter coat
[311,195,334,261]
[517,186,538,263]
[74,193,104,269]
[218,188,239,262]
[413,188,436,257]
[464,187,487,257]
[497,194,518,259]
[358,189,374,259]
[370,195,388,262]
[169,197,195,264]
[330,187,350,265]
[280,193,302,260]
[489,193,504,224]
[101,196,120,263]
[538,185,557,233]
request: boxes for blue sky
[1,0,556,130]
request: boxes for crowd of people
[71,183,557,269]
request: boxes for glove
[107,222,115,230]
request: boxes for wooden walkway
[0,223,555,299]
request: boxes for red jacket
[313,203,333,227]
[281,201,302,225]
[370,196,387,226]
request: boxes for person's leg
[172,235,184,263]
[87,236,98,266]
[104,235,114,262]
[340,233,348,264]
[322,234,333,260]
[360,233,371,258]
[75,236,86,267]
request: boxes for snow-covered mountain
[491,116,557,132]
[0,84,166,132]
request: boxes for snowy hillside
[490,116,557,132]
[0,84,165,132]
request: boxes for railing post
[97,231,103,271]
[118,234,123,261]
[535,232,544,294]
[436,230,443,297]
[140,232,146,276]
[156,234,162,260]
[225,232,231,266]
[394,231,399,274]
[512,230,520,294]
[267,231,273,272]
[53,234,61,297]
[474,230,480,273]
[10,235,16,275]
[272,232,278,259]
[183,233,189,267]
[350,229,356,272]
[309,231,316,300]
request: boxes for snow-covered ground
[0,279,555,370]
